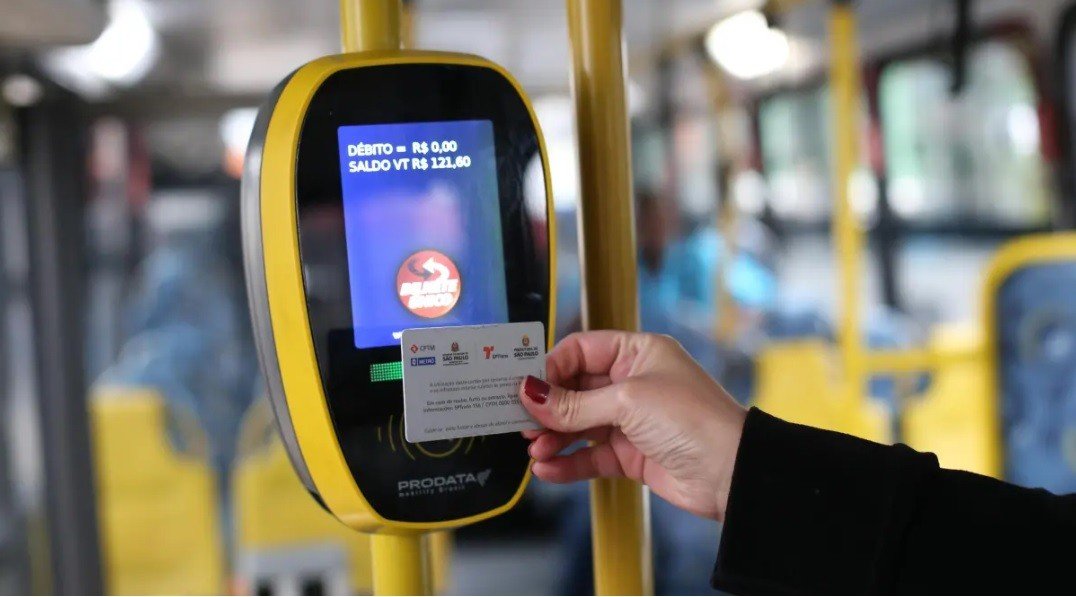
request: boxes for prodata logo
[397,469,492,498]
[397,250,461,319]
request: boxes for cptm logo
[397,469,492,498]
[397,250,461,319]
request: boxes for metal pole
[336,2,429,595]
[565,0,653,594]
[401,0,416,50]
[18,89,103,595]
[0,127,33,595]
[829,0,868,407]
[339,0,402,53]
[370,533,430,595]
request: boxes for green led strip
[370,361,403,383]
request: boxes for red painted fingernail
[523,376,550,404]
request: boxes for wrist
[714,405,747,522]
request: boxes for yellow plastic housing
[256,50,555,533]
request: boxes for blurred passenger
[636,188,722,375]
[116,193,259,475]
[95,192,260,558]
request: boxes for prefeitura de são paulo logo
[397,250,461,318]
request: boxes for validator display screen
[337,119,509,349]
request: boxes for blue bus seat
[986,235,1076,493]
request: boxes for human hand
[519,331,747,521]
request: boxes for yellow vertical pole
[370,533,430,596]
[401,0,416,50]
[566,0,653,594]
[337,2,428,595]
[829,0,868,410]
[339,0,402,53]
[702,67,740,344]
[426,531,452,594]
[715,187,740,343]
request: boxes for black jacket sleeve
[711,408,1076,594]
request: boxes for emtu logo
[483,346,494,359]
[397,250,461,319]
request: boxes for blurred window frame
[872,19,1057,237]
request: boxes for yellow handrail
[829,1,869,405]
[339,0,402,53]
[370,533,430,596]
[565,0,654,594]
[337,2,428,595]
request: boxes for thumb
[519,375,623,433]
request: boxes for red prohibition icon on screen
[397,250,461,319]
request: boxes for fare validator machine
[242,51,553,542]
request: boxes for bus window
[760,86,828,224]
[758,85,877,226]
[879,40,1051,227]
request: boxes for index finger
[546,330,637,387]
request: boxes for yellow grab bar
[337,2,429,595]
[339,0,402,53]
[829,0,868,400]
[566,0,654,594]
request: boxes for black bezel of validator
[293,63,550,522]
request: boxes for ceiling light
[43,0,159,95]
[705,10,790,80]
[2,75,43,107]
